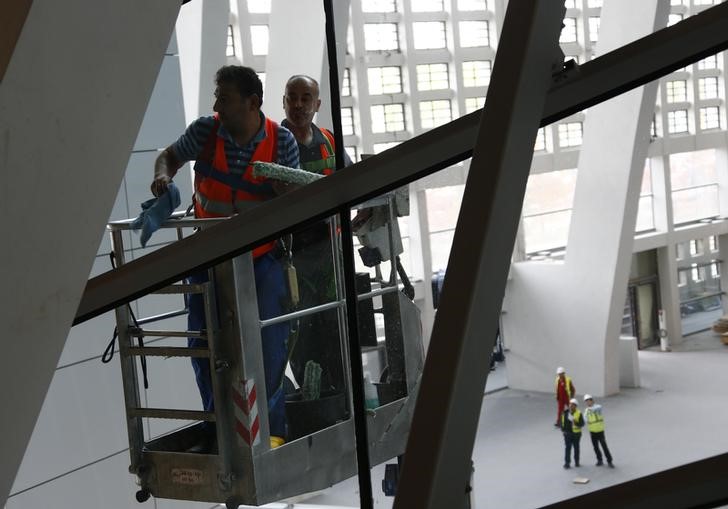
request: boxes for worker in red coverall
[554,366,575,428]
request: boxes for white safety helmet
[569,398,578,405]
[584,394,593,402]
[556,366,565,375]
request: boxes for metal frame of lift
[107,196,424,508]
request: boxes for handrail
[74,2,728,326]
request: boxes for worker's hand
[151,174,172,197]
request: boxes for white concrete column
[317,0,351,131]
[651,154,674,233]
[264,0,327,124]
[176,0,229,124]
[657,245,684,346]
[503,0,669,397]
[0,1,179,504]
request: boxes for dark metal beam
[538,452,728,509]
[75,2,728,325]
[392,0,564,506]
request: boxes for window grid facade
[234,0,728,258]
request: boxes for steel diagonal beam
[392,2,565,507]
[538,452,728,509]
[74,2,728,325]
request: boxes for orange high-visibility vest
[194,116,278,258]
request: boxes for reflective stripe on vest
[194,117,279,257]
[586,409,605,433]
[300,127,336,175]
[555,375,573,398]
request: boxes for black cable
[322,1,373,507]
[103,252,149,390]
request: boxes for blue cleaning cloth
[130,182,181,247]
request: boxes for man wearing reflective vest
[583,394,614,467]
[555,366,575,427]
[281,75,352,398]
[151,65,300,451]
[561,398,584,469]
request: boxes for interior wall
[502,0,669,397]
[0,1,186,505]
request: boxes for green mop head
[252,161,325,186]
[302,360,322,401]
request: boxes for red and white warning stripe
[232,378,260,447]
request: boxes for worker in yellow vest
[560,398,584,469]
[584,394,614,468]
[555,366,575,427]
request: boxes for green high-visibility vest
[562,409,582,433]
[586,407,605,433]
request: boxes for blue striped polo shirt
[171,113,300,177]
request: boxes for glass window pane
[416,63,449,91]
[557,122,583,147]
[588,17,600,43]
[413,22,447,49]
[635,196,655,232]
[697,54,718,70]
[459,21,490,47]
[364,23,400,51]
[464,97,485,114]
[368,66,403,95]
[412,0,445,11]
[666,81,687,103]
[462,60,491,87]
[373,141,401,153]
[670,150,717,190]
[247,0,271,13]
[371,103,406,133]
[560,18,578,43]
[342,68,351,97]
[420,100,452,129]
[667,110,689,133]
[458,0,487,10]
[341,107,355,136]
[362,0,396,12]
[250,25,269,56]
[226,25,236,57]
[699,106,721,130]
[698,77,719,99]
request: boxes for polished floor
[262,329,728,509]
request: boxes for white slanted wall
[0,1,184,506]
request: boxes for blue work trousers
[187,252,289,438]
[563,432,581,466]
